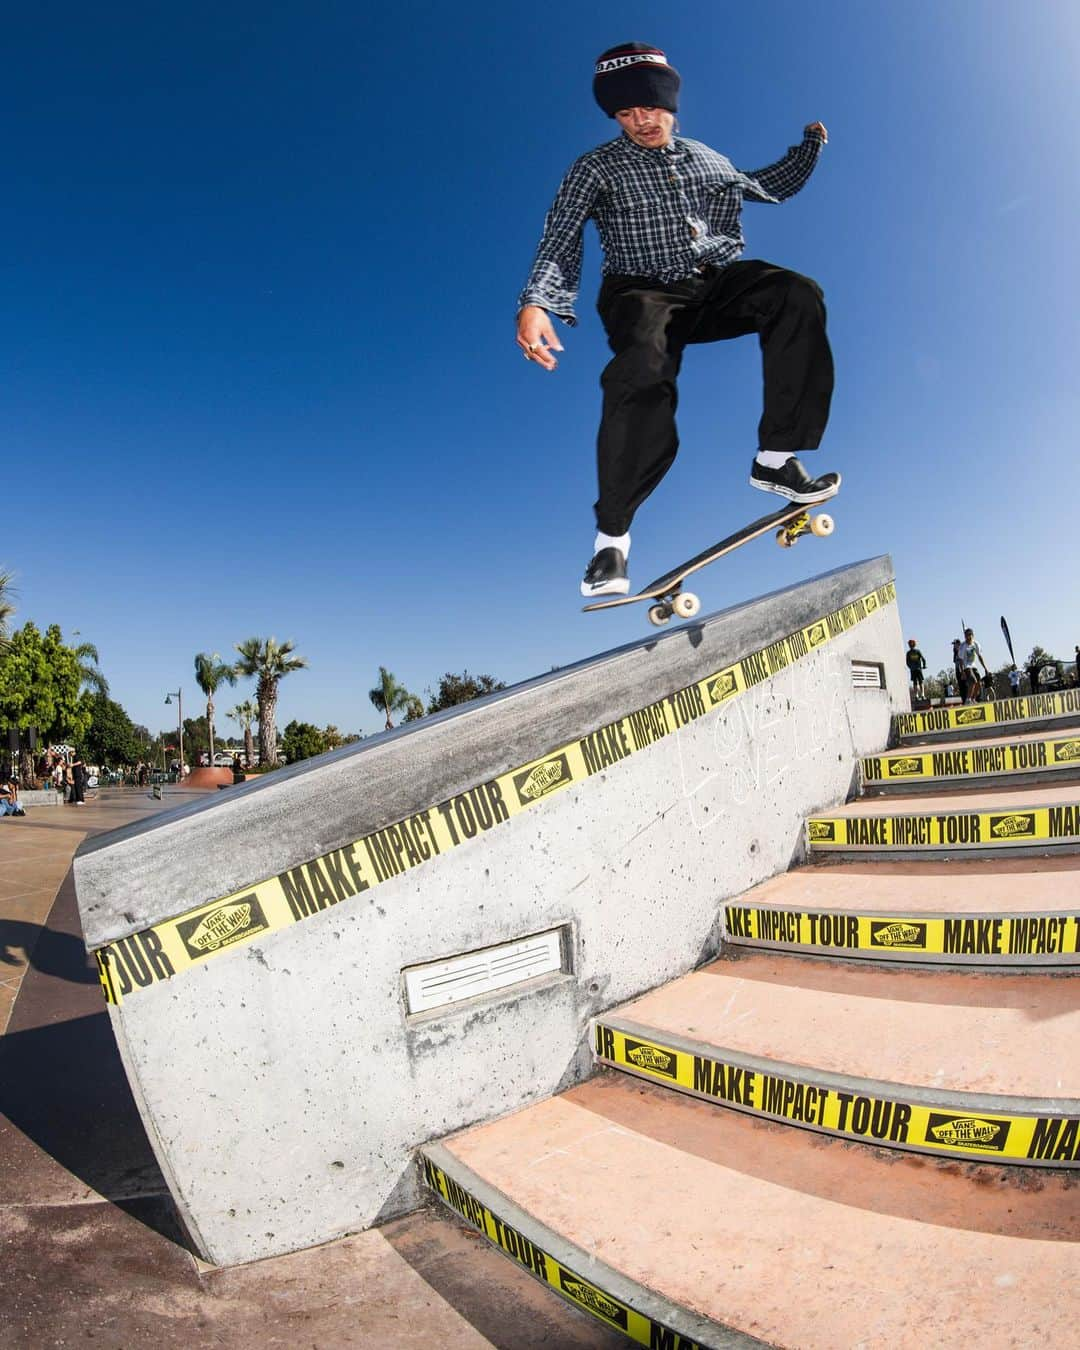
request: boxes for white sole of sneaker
[580,578,631,598]
[748,473,841,505]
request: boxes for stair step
[807,783,1080,859]
[862,729,1080,793]
[423,1075,1080,1350]
[723,859,1080,965]
[592,954,1079,1166]
[894,689,1080,743]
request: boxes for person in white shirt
[958,628,991,702]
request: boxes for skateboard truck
[585,502,838,626]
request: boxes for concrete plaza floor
[0,788,621,1349]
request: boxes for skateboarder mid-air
[516,43,840,597]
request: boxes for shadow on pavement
[0,868,188,1249]
[0,918,100,985]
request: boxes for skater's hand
[805,121,828,144]
[516,306,563,372]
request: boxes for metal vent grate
[851,660,885,689]
[403,927,568,1015]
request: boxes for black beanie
[593,43,680,118]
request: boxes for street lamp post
[165,689,184,779]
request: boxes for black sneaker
[581,547,629,598]
[749,456,841,503]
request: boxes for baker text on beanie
[593,43,680,117]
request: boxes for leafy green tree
[281,720,327,764]
[182,716,211,764]
[227,699,258,766]
[924,668,951,702]
[1025,645,1063,689]
[368,666,416,731]
[234,637,308,766]
[426,671,505,714]
[402,695,425,723]
[194,651,237,763]
[322,724,345,750]
[0,623,90,780]
[83,694,142,767]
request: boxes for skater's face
[614,106,674,148]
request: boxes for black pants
[594,259,834,535]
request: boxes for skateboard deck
[583,499,836,626]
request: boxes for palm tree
[194,652,237,764]
[227,699,258,767]
[234,637,308,766]
[72,639,109,696]
[368,666,415,731]
[0,569,15,653]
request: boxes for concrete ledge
[72,558,907,1265]
[76,556,899,948]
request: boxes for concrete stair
[423,1076,1078,1350]
[590,953,1078,1166]
[722,859,1080,965]
[860,727,1080,794]
[810,700,1080,862]
[421,699,1080,1347]
[806,783,1080,859]
[895,689,1080,742]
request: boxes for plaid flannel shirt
[518,130,824,325]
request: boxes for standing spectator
[958,628,991,702]
[231,754,245,786]
[69,753,88,806]
[905,639,927,699]
[1027,660,1040,695]
[1008,665,1022,698]
[952,639,966,702]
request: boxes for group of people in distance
[905,630,994,705]
[905,632,1080,706]
[47,751,90,805]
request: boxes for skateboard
[583,499,836,626]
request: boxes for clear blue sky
[6,1,1079,737]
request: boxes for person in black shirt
[905,639,926,697]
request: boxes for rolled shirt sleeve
[517,156,603,327]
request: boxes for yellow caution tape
[724,904,1080,959]
[862,736,1080,784]
[806,802,1080,851]
[594,1023,1080,1165]
[895,689,1080,740]
[421,1154,705,1349]
[94,581,896,1005]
